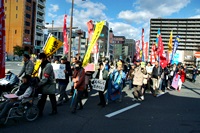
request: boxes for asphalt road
[1,62,200,133]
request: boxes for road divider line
[105,103,141,118]
[156,92,167,97]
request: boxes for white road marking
[105,103,141,118]
[82,98,88,105]
[156,92,167,97]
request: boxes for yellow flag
[168,31,173,53]
[32,59,41,77]
[43,35,63,57]
[82,21,105,67]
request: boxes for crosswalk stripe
[105,103,141,118]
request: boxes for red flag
[158,35,164,57]
[63,14,68,54]
[160,52,168,69]
[150,44,156,64]
[0,0,5,78]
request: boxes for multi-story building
[34,0,46,53]
[112,36,125,59]
[47,27,87,59]
[4,0,46,56]
[149,18,200,64]
[124,39,135,61]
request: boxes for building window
[16,0,18,2]
[16,6,18,10]
[15,30,17,34]
[25,21,30,26]
[25,29,30,34]
[26,14,31,19]
[26,6,31,11]
[5,7,7,11]
[26,0,31,3]
[5,0,7,3]
[16,14,17,18]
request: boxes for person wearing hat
[37,53,57,116]
[18,54,34,77]
[127,63,136,90]
[132,60,147,101]
[57,56,72,106]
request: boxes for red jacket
[178,70,186,83]
[72,68,85,91]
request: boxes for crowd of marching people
[0,52,199,122]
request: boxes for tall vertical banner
[87,20,98,54]
[87,20,93,41]
[158,35,167,68]
[155,29,160,47]
[141,28,145,61]
[82,21,104,67]
[144,42,148,61]
[168,31,173,53]
[63,14,68,54]
[158,35,164,57]
[150,44,156,64]
[135,40,140,60]
[170,35,180,63]
[0,0,5,78]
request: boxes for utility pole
[68,0,74,61]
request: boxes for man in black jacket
[95,63,108,107]
[57,56,72,105]
[151,61,163,93]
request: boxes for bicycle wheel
[24,105,39,122]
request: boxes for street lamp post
[46,20,54,33]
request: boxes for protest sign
[91,79,106,92]
[52,63,65,79]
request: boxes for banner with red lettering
[150,44,156,64]
[135,40,140,60]
[160,51,168,69]
[158,35,164,57]
[87,20,98,54]
[143,42,148,61]
[141,28,144,61]
[0,0,5,78]
[63,14,68,54]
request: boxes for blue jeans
[129,79,133,90]
[192,74,197,82]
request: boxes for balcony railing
[38,1,45,7]
[37,8,44,13]
[37,15,44,20]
